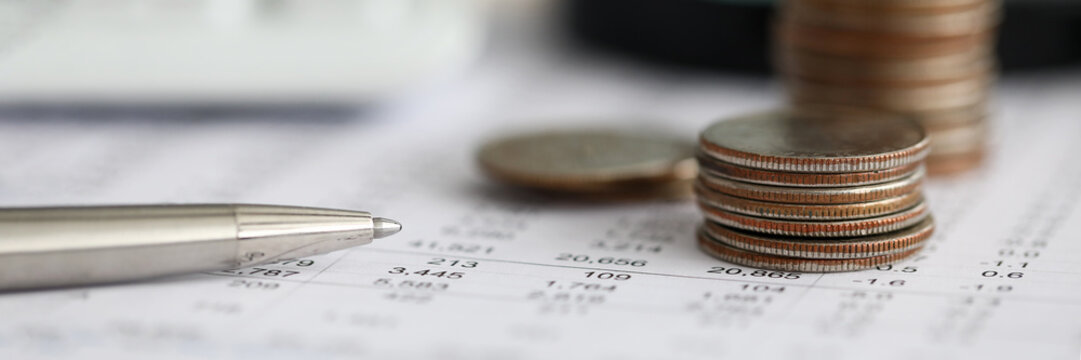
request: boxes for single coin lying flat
[702,217,934,259]
[699,200,929,237]
[698,166,925,204]
[699,109,929,173]
[698,153,922,187]
[695,182,924,220]
[478,129,696,193]
[697,229,925,272]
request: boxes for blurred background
[0,0,1079,206]
[2,0,1078,106]
[566,0,1081,74]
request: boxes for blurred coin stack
[776,0,999,175]
[695,110,934,272]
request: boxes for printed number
[981,270,1023,278]
[740,284,785,293]
[707,267,801,280]
[373,278,449,291]
[991,260,1028,268]
[863,278,906,286]
[590,240,663,253]
[973,284,1013,292]
[545,281,617,292]
[583,271,631,280]
[276,259,315,267]
[223,268,300,277]
[227,279,279,290]
[427,258,478,268]
[388,267,465,279]
[875,264,918,273]
[998,249,1039,258]
[735,283,786,291]
[407,240,495,254]
[555,254,647,267]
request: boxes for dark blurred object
[998,1,1081,71]
[563,0,773,72]
[563,0,1081,74]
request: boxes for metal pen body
[0,204,387,290]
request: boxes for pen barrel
[0,205,239,290]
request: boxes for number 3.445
[388,267,465,279]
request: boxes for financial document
[1,50,1080,359]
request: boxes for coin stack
[776,0,998,175]
[695,110,934,272]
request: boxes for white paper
[1,46,1080,360]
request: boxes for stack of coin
[695,110,934,272]
[776,0,998,175]
[477,130,698,200]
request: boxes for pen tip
[373,217,402,239]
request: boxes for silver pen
[0,204,402,291]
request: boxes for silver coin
[699,109,929,173]
[702,217,934,259]
[478,130,696,192]
[698,152,922,187]
[700,200,929,237]
[698,166,925,204]
[698,228,924,273]
[695,182,924,220]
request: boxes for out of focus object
[565,0,774,73]
[0,0,484,104]
[0,204,402,290]
[564,0,1081,73]
[477,130,697,200]
[694,109,934,272]
[777,0,997,176]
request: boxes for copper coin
[478,130,696,192]
[789,102,989,133]
[782,0,999,36]
[777,48,995,86]
[799,0,994,12]
[695,182,924,220]
[703,217,934,259]
[699,200,929,237]
[913,103,989,131]
[698,154,922,187]
[928,120,988,156]
[788,75,991,112]
[926,148,986,176]
[698,166,925,204]
[699,109,929,173]
[697,229,924,272]
[778,22,993,59]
